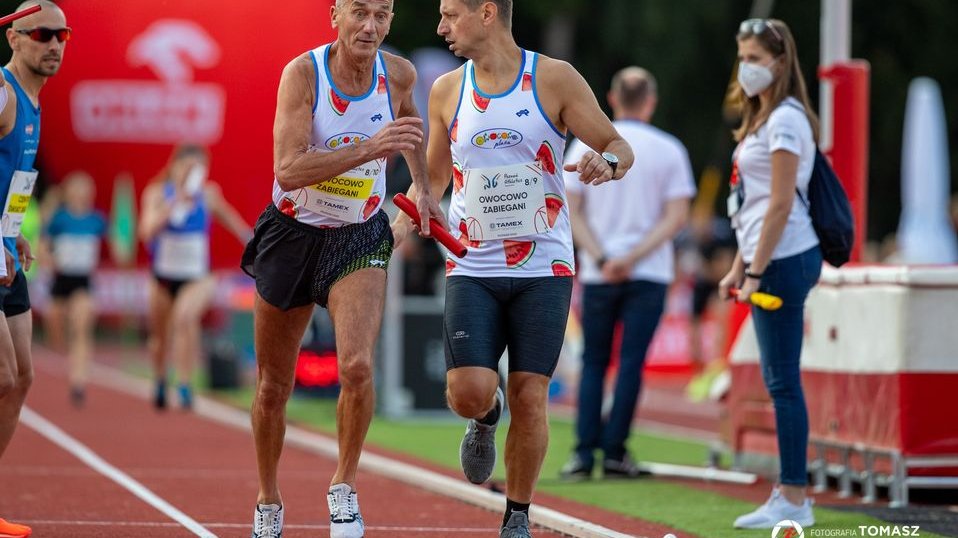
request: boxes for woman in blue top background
[138,145,252,410]
[39,171,106,407]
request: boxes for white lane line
[19,407,217,538]
[80,360,640,538]
[21,520,492,532]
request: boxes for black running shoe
[603,453,652,479]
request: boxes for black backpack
[796,149,854,267]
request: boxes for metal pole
[820,0,851,152]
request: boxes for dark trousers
[574,279,667,464]
[751,246,821,485]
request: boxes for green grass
[211,389,947,538]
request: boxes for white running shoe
[733,488,814,529]
[251,503,283,538]
[328,483,364,538]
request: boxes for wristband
[597,256,608,267]
[745,270,763,279]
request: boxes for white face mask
[738,61,775,97]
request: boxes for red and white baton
[0,4,42,27]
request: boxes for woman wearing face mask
[718,19,821,529]
[139,145,253,410]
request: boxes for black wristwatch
[601,152,619,178]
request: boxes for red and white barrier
[727,264,958,504]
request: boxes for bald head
[610,67,657,111]
[12,0,65,29]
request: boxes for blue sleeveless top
[161,181,209,234]
[0,68,40,269]
[150,181,210,277]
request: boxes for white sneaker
[733,488,814,529]
[252,503,283,538]
[328,483,364,538]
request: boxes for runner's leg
[252,292,313,505]
[326,267,387,487]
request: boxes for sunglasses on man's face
[738,19,782,42]
[16,27,72,43]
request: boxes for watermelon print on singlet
[445,49,574,277]
[271,43,393,229]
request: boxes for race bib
[53,234,101,276]
[303,160,383,223]
[154,232,208,280]
[463,162,546,241]
[1,169,38,237]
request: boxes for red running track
[0,348,678,538]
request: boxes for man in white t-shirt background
[560,66,696,480]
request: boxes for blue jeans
[750,246,822,486]
[574,280,667,465]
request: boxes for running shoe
[459,386,503,484]
[251,503,283,538]
[0,518,31,538]
[328,483,364,538]
[500,511,532,538]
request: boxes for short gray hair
[610,66,657,109]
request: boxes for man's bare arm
[387,53,445,236]
[392,69,461,243]
[539,59,634,185]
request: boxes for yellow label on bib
[310,176,374,200]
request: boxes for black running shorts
[0,270,31,317]
[241,204,394,310]
[50,274,92,299]
[443,275,573,376]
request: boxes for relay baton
[730,288,783,311]
[0,4,41,26]
[393,193,467,258]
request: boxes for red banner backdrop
[40,1,335,268]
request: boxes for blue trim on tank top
[531,53,565,138]
[379,51,395,120]
[470,48,525,99]
[324,45,378,102]
[309,50,320,114]
[447,67,466,140]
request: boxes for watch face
[602,152,619,164]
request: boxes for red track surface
[1,348,682,538]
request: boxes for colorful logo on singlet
[325,132,370,150]
[471,128,522,149]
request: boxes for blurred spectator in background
[682,169,737,401]
[560,66,695,480]
[38,171,106,407]
[138,145,251,410]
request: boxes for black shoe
[154,380,167,410]
[602,453,651,479]
[70,386,85,408]
[559,454,593,481]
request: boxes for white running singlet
[272,43,394,228]
[446,49,574,278]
